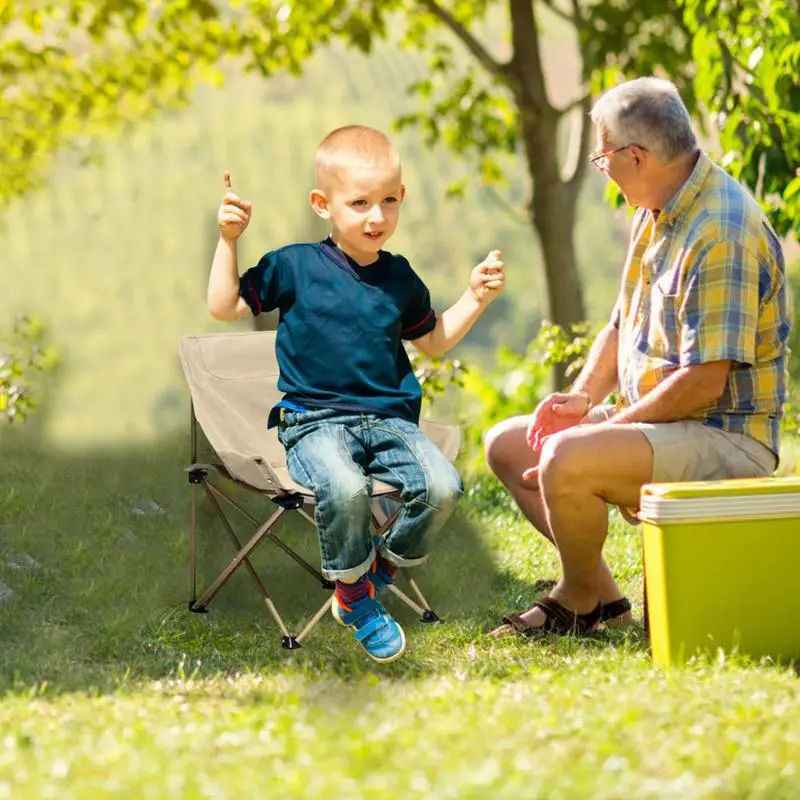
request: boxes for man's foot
[488,596,602,638]
[527,578,631,626]
[332,584,406,662]
[600,597,633,627]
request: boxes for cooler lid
[642,476,800,499]
[639,477,800,523]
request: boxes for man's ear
[630,146,646,169]
[309,189,330,219]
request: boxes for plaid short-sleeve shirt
[612,152,791,456]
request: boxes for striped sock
[335,574,372,608]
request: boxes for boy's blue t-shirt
[239,238,437,426]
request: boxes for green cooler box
[639,476,800,666]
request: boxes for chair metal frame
[180,331,458,649]
[186,406,443,650]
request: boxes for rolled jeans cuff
[321,545,376,583]
[380,546,428,569]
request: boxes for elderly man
[485,77,790,637]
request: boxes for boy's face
[310,161,405,265]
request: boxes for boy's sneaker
[332,584,406,663]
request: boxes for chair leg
[191,504,286,611]
[294,596,335,646]
[213,489,332,589]
[402,574,440,623]
[189,476,199,608]
[370,497,440,622]
[188,477,340,648]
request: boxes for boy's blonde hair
[314,125,401,188]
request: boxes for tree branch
[556,91,590,117]
[508,0,551,113]
[484,182,533,225]
[539,0,572,25]
[566,93,594,187]
[416,0,508,78]
[569,0,585,29]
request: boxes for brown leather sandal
[600,597,632,622]
[527,579,630,623]
[490,596,603,638]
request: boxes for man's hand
[525,391,591,451]
[469,250,505,303]
[217,171,252,242]
[520,391,591,483]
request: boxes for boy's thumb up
[223,171,232,191]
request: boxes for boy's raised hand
[469,249,505,303]
[217,171,252,242]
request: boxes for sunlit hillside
[0,38,630,448]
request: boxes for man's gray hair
[591,77,697,164]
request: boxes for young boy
[207,125,504,662]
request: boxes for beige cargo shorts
[589,405,777,519]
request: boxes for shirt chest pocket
[647,281,682,362]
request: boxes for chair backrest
[179,331,286,490]
[179,331,461,491]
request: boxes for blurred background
[1,0,797,452]
[0,0,798,710]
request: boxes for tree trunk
[531,169,585,333]
[508,0,587,388]
[514,98,586,387]
[529,138,586,389]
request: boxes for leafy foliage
[409,348,468,405]
[3,1,796,234]
[0,0,237,209]
[680,0,800,237]
[0,316,58,422]
[452,320,598,467]
[2,0,797,427]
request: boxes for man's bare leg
[484,415,633,623]
[513,423,653,628]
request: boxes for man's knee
[484,417,525,476]
[538,432,584,494]
[483,422,502,468]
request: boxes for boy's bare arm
[411,250,505,357]
[207,172,253,321]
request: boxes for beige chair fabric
[178,330,461,642]
[178,331,461,497]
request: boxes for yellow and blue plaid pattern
[612,152,791,456]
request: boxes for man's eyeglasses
[588,143,648,171]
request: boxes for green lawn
[1,428,799,799]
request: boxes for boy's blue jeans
[277,408,463,582]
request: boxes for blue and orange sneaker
[332,582,406,663]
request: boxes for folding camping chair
[179,331,461,649]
